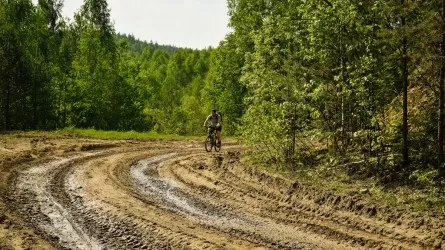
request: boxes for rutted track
[15,152,103,249]
[3,139,444,249]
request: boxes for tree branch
[322,0,333,7]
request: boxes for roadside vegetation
[0,0,444,213]
[60,128,191,140]
[1,129,190,141]
[245,150,445,214]
[226,0,445,213]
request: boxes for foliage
[116,33,177,54]
[1,0,445,188]
[0,0,218,135]
[224,0,445,184]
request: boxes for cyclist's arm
[203,115,210,126]
[217,114,222,126]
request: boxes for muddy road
[0,136,443,249]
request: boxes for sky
[60,0,231,49]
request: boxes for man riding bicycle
[203,109,222,146]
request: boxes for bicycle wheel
[205,136,213,152]
[214,139,221,152]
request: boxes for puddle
[130,153,213,219]
[130,154,260,227]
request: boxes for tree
[70,0,119,129]
[439,0,445,176]
[81,0,115,53]
[401,0,410,168]
[203,36,246,135]
[0,0,52,130]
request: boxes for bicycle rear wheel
[205,136,213,152]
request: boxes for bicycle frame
[205,126,220,152]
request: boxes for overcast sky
[60,0,231,49]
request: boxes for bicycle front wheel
[214,140,221,152]
[205,136,213,152]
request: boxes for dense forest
[1,0,444,184]
[219,0,445,183]
[116,33,178,54]
[0,0,216,135]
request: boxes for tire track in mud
[7,141,443,250]
[13,153,105,250]
[11,147,206,250]
[152,153,440,250]
[91,152,308,249]
[10,144,314,249]
[129,154,312,249]
[130,153,257,223]
[62,152,223,250]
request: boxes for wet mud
[0,137,443,249]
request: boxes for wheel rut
[5,139,443,250]
[13,152,105,250]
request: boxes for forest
[1,0,444,188]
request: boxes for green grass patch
[60,128,195,140]
[0,128,199,141]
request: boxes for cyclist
[203,109,222,146]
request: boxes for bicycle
[205,126,221,152]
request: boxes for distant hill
[116,33,178,54]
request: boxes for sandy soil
[0,135,444,250]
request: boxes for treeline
[214,0,445,179]
[0,0,216,134]
[1,0,445,180]
[116,33,178,54]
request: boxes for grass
[242,151,445,214]
[61,128,192,140]
[0,128,199,141]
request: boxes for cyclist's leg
[216,127,222,144]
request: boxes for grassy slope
[243,153,445,214]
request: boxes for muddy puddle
[16,153,104,249]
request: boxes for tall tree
[81,0,115,51]
[70,0,118,129]
[439,0,445,175]
[401,0,409,168]
[0,0,47,130]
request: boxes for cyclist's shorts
[216,126,222,132]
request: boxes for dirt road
[0,136,443,249]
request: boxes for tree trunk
[401,0,409,168]
[439,0,445,176]
[33,81,38,129]
[291,105,296,156]
[5,79,10,131]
